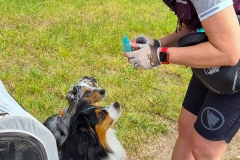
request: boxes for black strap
[178,32,208,47]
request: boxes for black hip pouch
[178,31,240,94]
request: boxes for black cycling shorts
[182,74,240,143]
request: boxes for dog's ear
[66,86,81,105]
[60,112,96,160]
[82,76,96,82]
[89,76,97,83]
[69,112,92,134]
[65,89,75,104]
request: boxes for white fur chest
[106,128,128,160]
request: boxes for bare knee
[191,136,208,159]
[191,129,227,160]
[177,107,197,141]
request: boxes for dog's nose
[113,102,120,109]
[100,89,105,95]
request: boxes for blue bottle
[122,36,132,52]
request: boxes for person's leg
[191,129,227,160]
[171,75,209,160]
[171,73,240,159]
[171,107,196,160]
[191,91,240,159]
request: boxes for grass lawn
[0,0,192,158]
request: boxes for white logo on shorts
[204,67,220,75]
[201,107,225,131]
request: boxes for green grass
[0,0,192,158]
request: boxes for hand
[124,43,161,70]
[134,34,161,47]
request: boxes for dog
[58,100,127,160]
[43,76,106,146]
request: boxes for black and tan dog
[43,76,106,146]
[58,100,127,160]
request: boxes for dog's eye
[98,111,105,119]
[84,91,91,96]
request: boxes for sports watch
[159,47,169,64]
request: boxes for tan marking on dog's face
[94,109,113,150]
[82,92,105,106]
[88,82,93,87]
[81,86,105,106]
[83,87,90,92]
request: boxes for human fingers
[130,41,139,51]
[125,51,137,64]
[124,52,129,58]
